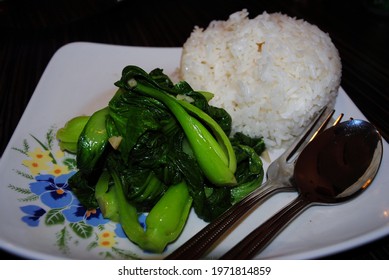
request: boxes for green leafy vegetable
[109,161,192,253]
[56,65,266,253]
[77,107,110,174]
[115,66,237,186]
[56,115,90,153]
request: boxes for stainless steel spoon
[220,119,383,259]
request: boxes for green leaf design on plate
[62,158,77,170]
[8,184,32,195]
[111,247,140,260]
[14,170,34,180]
[45,209,65,225]
[12,139,30,155]
[70,221,93,239]
[45,127,56,150]
[56,226,70,254]
[17,194,39,203]
[87,241,99,251]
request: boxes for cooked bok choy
[56,65,265,253]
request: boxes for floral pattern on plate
[8,126,147,259]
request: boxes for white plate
[0,42,388,260]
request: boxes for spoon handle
[220,195,311,259]
[165,180,294,259]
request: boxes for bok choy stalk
[56,115,90,153]
[93,163,192,253]
[109,158,192,253]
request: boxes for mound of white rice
[179,10,341,149]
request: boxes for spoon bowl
[294,119,383,204]
[221,119,383,259]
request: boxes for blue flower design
[20,205,46,227]
[138,213,147,230]
[62,198,109,226]
[29,171,76,208]
[114,224,127,238]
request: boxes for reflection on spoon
[220,119,383,259]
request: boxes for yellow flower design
[21,146,70,176]
[28,147,52,163]
[98,230,116,248]
[22,159,50,175]
[22,147,52,175]
[47,164,70,176]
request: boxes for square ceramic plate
[1,42,388,259]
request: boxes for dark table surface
[1,0,388,260]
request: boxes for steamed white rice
[179,10,342,149]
